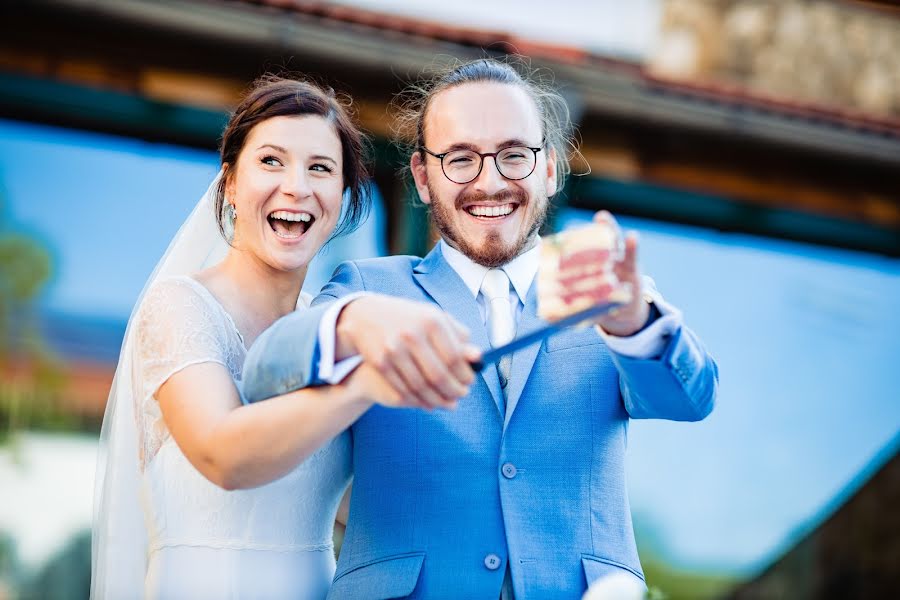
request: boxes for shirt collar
[439,238,540,305]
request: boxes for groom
[242,59,718,599]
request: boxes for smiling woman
[90,75,392,600]
[216,115,347,284]
[213,76,369,245]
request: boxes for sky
[2,117,899,576]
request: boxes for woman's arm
[156,362,388,490]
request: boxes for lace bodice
[133,276,249,468]
[129,276,351,597]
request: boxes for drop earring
[223,200,237,242]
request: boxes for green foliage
[0,182,69,443]
[0,531,23,598]
[21,529,91,600]
[0,233,52,358]
[641,557,741,600]
[0,234,51,302]
[634,511,742,599]
[0,181,52,341]
[1,361,80,442]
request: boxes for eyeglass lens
[442,147,536,184]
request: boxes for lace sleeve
[132,276,229,466]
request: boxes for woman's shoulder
[147,273,206,295]
[137,275,226,330]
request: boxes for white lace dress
[133,276,351,600]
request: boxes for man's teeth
[467,204,514,217]
[269,210,312,222]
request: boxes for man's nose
[471,156,508,196]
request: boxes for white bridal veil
[90,173,228,598]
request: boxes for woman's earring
[223,200,237,241]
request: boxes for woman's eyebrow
[256,144,288,153]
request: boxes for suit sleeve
[612,316,719,422]
[240,262,366,403]
[311,260,367,307]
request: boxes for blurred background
[1,0,898,598]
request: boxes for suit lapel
[413,245,504,415]
[503,279,545,430]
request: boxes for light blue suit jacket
[242,244,718,599]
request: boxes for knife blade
[470,300,622,371]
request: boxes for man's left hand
[592,211,650,337]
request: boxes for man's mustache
[455,189,527,210]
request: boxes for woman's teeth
[466,204,515,218]
[270,210,312,223]
[268,211,313,238]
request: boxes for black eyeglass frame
[419,141,544,184]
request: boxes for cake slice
[538,222,632,321]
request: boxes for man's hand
[592,211,650,337]
[336,295,479,410]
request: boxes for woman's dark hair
[216,74,370,240]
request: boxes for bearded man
[242,58,718,600]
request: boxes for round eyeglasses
[420,143,543,185]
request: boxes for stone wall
[650,0,900,118]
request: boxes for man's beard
[427,183,548,268]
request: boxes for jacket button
[484,553,502,570]
[501,462,517,479]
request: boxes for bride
[91,75,402,599]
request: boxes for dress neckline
[170,275,312,350]
[172,275,248,350]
